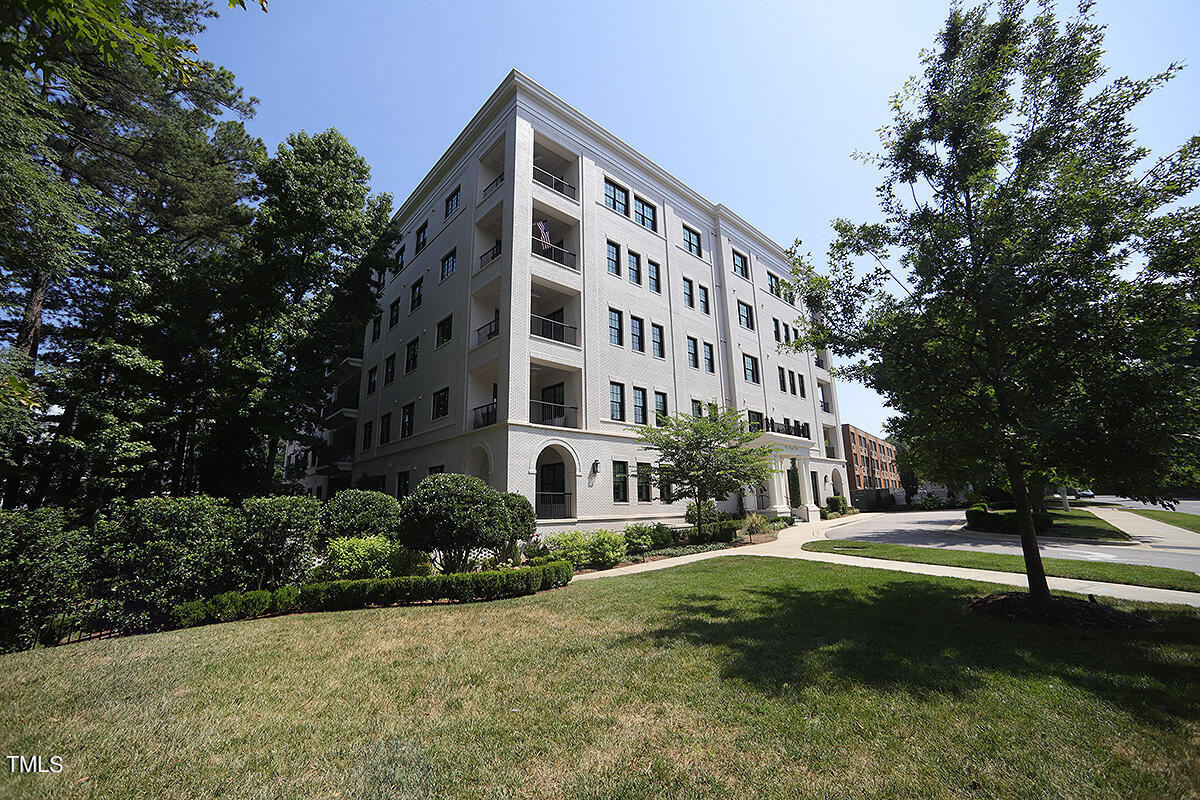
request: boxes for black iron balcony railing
[530,236,578,270]
[530,314,578,345]
[532,165,576,199]
[474,319,500,346]
[535,492,572,519]
[762,419,811,439]
[478,242,502,269]
[480,172,504,199]
[322,394,359,419]
[820,400,832,413]
[529,400,579,429]
[472,401,497,430]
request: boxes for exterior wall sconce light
[591,460,600,475]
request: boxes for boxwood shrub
[966,506,1054,535]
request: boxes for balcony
[325,357,362,384]
[322,394,360,423]
[536,492,573,519]
[764,419,811,439]
[826,445,837,459]
[474,319,500,347]
[531,237,577,271]
[532,165,576,200]
[820,400,832,413]
[530,314,577,345]
[472,401,497,430]
[480,171,504,200]
[478,241,502,270]
[530,400,579,429]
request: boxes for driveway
[825,508,1200,575]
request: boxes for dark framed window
[703,342,714,373]
[634,197,656,231]
[773,318,781,342]
[784,324,791,343]
[445,186,460,218]
[389,298,401,328]
[797,373,805,397]
[612,461,629,502]
[647,261,660,293]
[737,300,754,330]
[768,272,783,297]
[630,316,644,352]
[632,386,647,424]
[609,308,623,345]
[405,338,419,373]
[429,465,444,475]
[683,278,694,308]
[778,366,787,392]
[636,463,652,501]
[396,470,410,498]
[747,410,763,431]
[604,179,629,215]
[683,225,702,257]
[371,316,381,342]
[361,420,373,451]
[687,337,698,368]
[691,399,704,417]
[395,245,405,271]
[410,278,423,311]
[698,285,709,314]
[384,354,395,384]
[431,387,449,419]
[628,251,641,284]
[743,354,760,383]
[379,412,392,444]
[732,250,749,278]
[610,382,625,421]
[654,391,668,425]
[367,366,378,395]
[400,403,414,438]
[436,315,453,347]
[415,222,427,253]
[789,370,798,395]
[607,241,621,276]
[440,249,456,280]
[651,323,664,357]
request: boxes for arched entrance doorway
[831,468,845,500]
[534,443,577,519]
[465,445,492,487]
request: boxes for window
[612,461,629,502]
[436,315,453,347]
[687,337,698,368]
[610,382,625,421]
[778,366,787,392]
[444,186,460,218]
[405,338,419,373]
[798,373,806,397]
[395,245,405,271]
[732,250,749,278]
[634,197,656,231]
[747,410,763,431]
[410,277,423,311]
[362,420,373,451]
[607,241,621,276]
[371,316,381,342]
[636,463,652,501]
[428,465,444,475]
[654,391,668,425]
[401,403,414,438]
[396,470,410,498]
[628,251,641,284]
[604,179,629,215]
[379,412,391,444]
[691,399,704,417]
[783,325,791,343]
[767,272,784,298]
[683,278,694,308]
[789,370,798,395]
[431,387,449,419]
[630,316,644,352]
[773,318,781,342]
[440,249,456,280]
[609,308,624,345]
[743,354,760,383]
[651,323,664,357]
[647,261,660,293]
[415,222,427,253]
[384,354,395,385]
[737,300,754,330]
[683,225,702,257]
[389,298,401,328]
[367,366,378,395]
[633,386,647,424]
[698,285,710,314]
[703,342,714,373]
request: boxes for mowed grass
[2,557,1199,800]
[1133,509,1200,535]
[802,540,1200,593]
[982,508,1132,540]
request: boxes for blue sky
[196,0,1200,437]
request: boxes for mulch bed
[965,592,1156,629]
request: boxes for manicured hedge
[680,518,744,544]
[965,505,1053,535]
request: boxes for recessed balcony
[472,401,497,430]
[322,394,359,425]
[533,165,576,200]
[531,237,577,271]
[474,318,500,347]
[535,492,573,519]
[530,314,577,346]
[529,400,579,429]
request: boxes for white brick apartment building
[301,70,848,530]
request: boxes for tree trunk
[1006,458,1051,602]
[14,270,51,366]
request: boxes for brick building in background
[841,424,901,492]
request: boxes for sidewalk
[572,514,1200,608]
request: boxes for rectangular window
[798,373,806,397]
[436,315,453,347]
[747,410,763,431]
[379,412,391,444]
[767,272,783,297]
[384,354,395,385]
[410,277,423,311]
[612,461,629,502]
[610,382,625,421]
[647,261,661,293]
[389,298,401,328]
[703,342,714,373]
[784,325,791,343]
[632,386,647,424]
[440,249,456,280]
[604,179,629,215]
[630,316,644,352]
[778,366,787,392]
[636,463,652,501]
[683,225,702,257]
[415,222,427,253]
[654,391,668,425]
[789,370,798,395]
[607,241,621,276]
[371,316,381,342]
[401,403,414,438]
[405,338,418,373]
[633,197,656,231]
[444,186,460,218]
[432,387,449,419]
[396,470,410,498]
[773,318,781,342]
[698,285,710,314]
[361,420,373,451]
[738,300,755,330]
[683,278,694,308]
[743,354,760,383]
[732,250,749,278]
[687,337,698,368]
[429,465,444,475]
[651,323,664,358]
[395,245,405,271]
[609,308,624,345]
[628,251,641,285]
[691,399,704,417]
[367,366,378,395]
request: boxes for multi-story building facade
[301,70,848,528]
[841,424,901,492]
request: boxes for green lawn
[2,557,1199,800]
[1133,509,1200,535]
[802,540,1200,593]
[975,508,1132,540]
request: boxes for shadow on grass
[627,577,1200,728]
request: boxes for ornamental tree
[397,474,511,574]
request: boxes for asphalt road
[1091,494,1200,516]
[825,507,1200,574]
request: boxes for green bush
[317,536,430,581]
[171,600,210,628]
[826,495,849,514]
[522,537,551,561]
[682,518,743,544]
[0,507,90,653]
[319,489,404,546]
[398,474,511,573]
[272,585,300,613]
[650,523,676,550]
[543,530,589,568]
[502,493,536,542]
[745,513,771,540]
[588,529,627,569]
[209,591,244,622]
[965,507,1054,535]
[919,494,944,510]
[685,499,720,526]
[622,524,654,555]
[240,495,321,590]
[241,590,272,617]
[819,508,831,520]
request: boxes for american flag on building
[536,219,551,251]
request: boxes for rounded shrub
[272,585,300,614]
[588,529,627,569]
[622,524,654,555]
[650,523,676,550]
[318,536,430,581]
[241,590,272,617]
[502,493,536,542]
[209,591,244,622]
[543,530,588,568]
[319,489,404,546]
[398,474,511,573]
[685,499,719,526]
[240,495,321,590]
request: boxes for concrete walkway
[573,513,1200,608]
